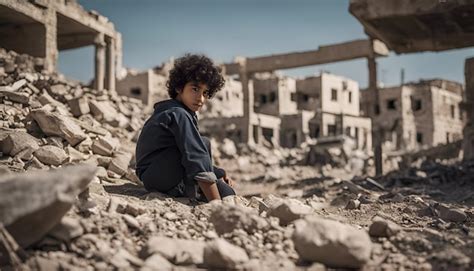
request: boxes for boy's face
[176,82,209,112]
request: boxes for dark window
[412,99,422,111]
[416,132,423,144]
[269,92,276,103]
[446,132,450,143]
[290,92,296,102]
[459,105,463,120]
[348,91,352,103]
[303,94,309,102]
[345,127,351,136]
[342,81,348,90]
[450,105,455,118]
[331,88,338,101]
[130,87,141,96]
[328,124,337,136]
[387,99,396,110]
[260,94,267,104]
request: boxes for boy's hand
[223,176,235,188]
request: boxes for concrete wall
[116,70,150,105]
[295,76,321,112]
[280,110,315,148]
[202,76,244,118]
[430,86,464,145]
[320,73,360,116]
[253,76,297,116]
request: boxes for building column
[237,57,255,144]
[463,57,474,160]
[94,33,106,91]
[44,8,58,73]
[368,54,383,175]
[105,35,116,92]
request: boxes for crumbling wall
[320,73,360,116]
[295,76,321,111]
[116,70,150,105]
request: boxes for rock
[48,217,84,242]
[368,216,401,237]
[345,199,361,210]
[0,164,96,247]
[203,238,249,269]
[89,100,118,123]
[434,204,467,223]
[292,216,372,268]
[209,203,269,234]
[108,151,132,177]
[30,109,87,146]
[1,132,39,157]
[68,96,90,117]
[92,136,119,156]
[123,214,140,230]
[144,236,206,265]
[65,145,86,162]
[267,200,313,226]
[141,254,173,271]
[0,89,30,104]
[34,145,68,166]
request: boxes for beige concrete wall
[342,114,372,151]
[430,86,464,145]
[280,110,315,147]
[253,76,297,116]
[116,70,150,105]
[320,73,360,116]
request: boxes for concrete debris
[34,145,68,166]
[203,238,249,269]
[0,164,96,247]
[48,217,84,242]
[209,203,270,234]
[267,200,313,226]
[1,131,39,157]
[368,216,401,237]
[144,236,206,265]
[292,216,372,268]
[92,136,120,156]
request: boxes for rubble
[267,200,313,226]
[0,164,96,247]
[292,216,372,268]
[209,203,270,234]
[34,145,68,166]
[203,238,249,269]
[368,216,401,237]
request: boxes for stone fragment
[346,199,361,210]
[108,151,132,177]
[435,204,467,222]
[92,136,119,156]
[292,216,372,268]
[0,164,96,247]
[65,145,86,162]
[48,217,84,242]
[1,132,39,156]
[141,254,173,271]
[89,100,118,123]
[123,214,140,230]
[368,216,401,237]
[203,238,249,269]
[209,203,269,234]
[34,145,68,166]
[144,236,206,265]
[68,97,90,117]
[267,200,313,226]
[0,89,30,104]
[30,109,87,146]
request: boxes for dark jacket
[135,99,217,187]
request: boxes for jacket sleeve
[166,108,217,184]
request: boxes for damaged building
[0,0,122,92]
[361,79,464,151]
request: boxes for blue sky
[58,0,474,88]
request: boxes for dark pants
[140,137,235,200]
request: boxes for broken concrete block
[0,89,30,104]
[34,145,68,166]
[37,91,61,107]
[292,216,372,268]
[203,238,249,269]
[141,254,173,271]
[209,203,269,234]
[144,236,206,265]
[68,97,90,117]
[47,217,83,242]
[0,164,96,247]
[30,109,87,146]
[92,136,119,156]
[108,151,132,177]
[267,200,313,226]
[368,216,401,237]
[435,204,467,223]
[1,131,39,156]
[65,145,86,162]
[89,100,118,123]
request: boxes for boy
[135,54,236,202]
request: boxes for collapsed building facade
[361,79,465,151]
[0,0,122,92]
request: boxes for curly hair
[166,54,225,99]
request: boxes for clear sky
[58,0,474,88]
